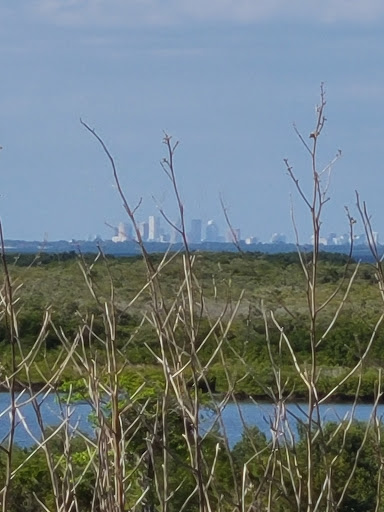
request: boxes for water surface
[1,393,383,449]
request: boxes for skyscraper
[189,219,202,244]
[112,222,131,242]
[225,228,241,244]
[170,221,182,244]
[148,216,160,241]
[138,221,149,241]
[205,220,219,242]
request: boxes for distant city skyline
[97,214,380,247]
[1,3,384,242]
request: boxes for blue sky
[1,1,384,242]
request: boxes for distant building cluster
[107,217,380,248]
[310,232,379,246]
[109,216,243,245]
[111,222,132,243]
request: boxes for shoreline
[0,382,380,405]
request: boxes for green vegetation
[2,92,384,511]
[2,418,383,511]
[0,250,382,399]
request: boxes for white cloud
[27,0,384,28]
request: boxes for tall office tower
[205,220,219,242]
[112,222,129,243]
[148,216,160,241]
[170,222,182,244]
[225,228,241,244]
[123,222,132,241]
[138,221,149,241]
[189,219,202,244]
[117,222,128,242]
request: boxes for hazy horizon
[1,2,384,243]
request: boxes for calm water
[206,401,384,447]
[0,392,93,447]
[1,393,384,448]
